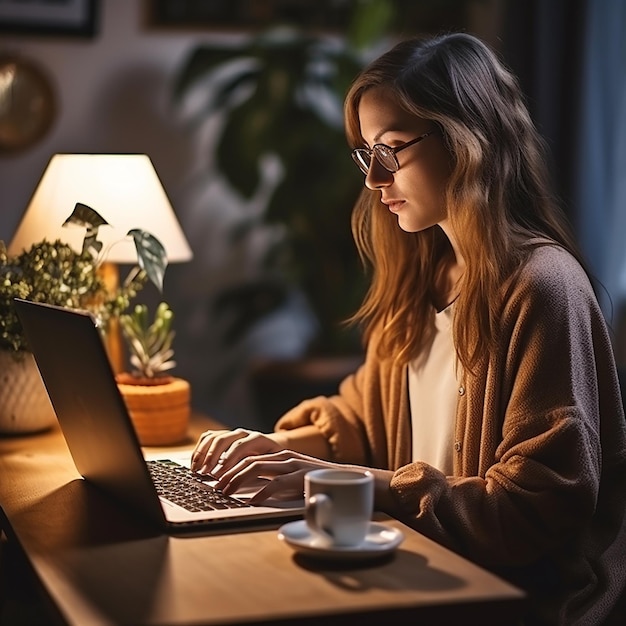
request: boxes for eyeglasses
[351,130,438,176]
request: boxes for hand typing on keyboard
[190,427,350,506]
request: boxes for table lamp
[8,153,193,371]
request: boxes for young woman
[191,33,626,625]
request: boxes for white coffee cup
[304,468,374,547]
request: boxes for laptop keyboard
[147,460,249,512]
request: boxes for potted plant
[0,238,107,433]
[0,203,175,435]
[116,302,191,446]
[73,203,191,446]
[173,25,368,357]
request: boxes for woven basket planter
[0,350,57,434]
[116,374,191,446]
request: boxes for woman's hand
[190,427,284,476]
[214,449,338,504]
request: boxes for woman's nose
[364,159,394,190]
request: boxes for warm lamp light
[8,153,192,372]
[8,153,192,263]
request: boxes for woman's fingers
[191,429,284,475]
[248,471,310,504]
[216,451,332,499]
[192,432,337,505]
[190,428,248,473]
[190,430,221,471]
[217,457,303,496]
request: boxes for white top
[408,304,458,475]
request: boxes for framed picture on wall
[146,0,352,32]
[0,0,99,37]
[145,0,467,35]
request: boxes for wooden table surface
[0,415,526,625]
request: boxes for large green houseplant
[171,5,400,357]
[0,203,173,434]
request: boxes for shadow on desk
[1,479,169,624]
[9,479,160,544]
[294,549,464,592]
[0,533,56,626]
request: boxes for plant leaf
[62,203,110,256]
[172,44,257,100]
[62,202,109,229]
[127,229,167,292]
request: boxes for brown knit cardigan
[275,244,626,625]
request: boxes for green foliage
[0,204,168,354]
[173,27,371,354]
[63,203,168,293]
[119,302,176,378]
[127,228,168,292]
[0,239,105,351]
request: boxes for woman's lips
[383,199,405,212]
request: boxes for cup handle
[306,493,334,542]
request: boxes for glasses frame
[351,130,438,176]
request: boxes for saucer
[277,520,404,561]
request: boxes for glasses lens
[373,145,399,172]
[352,150,371,175]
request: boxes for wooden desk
[0,415,525,625]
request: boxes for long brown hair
[345,33,585,372]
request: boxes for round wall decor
[0,54,57,153]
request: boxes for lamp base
[98,261,125,374]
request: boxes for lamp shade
[8,153,192,263]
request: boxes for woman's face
[357,86,452,233]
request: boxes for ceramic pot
[116,374,191,446]
[0,350,57,434]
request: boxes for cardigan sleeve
[274,327,408,469]
[389,247,626,568]
[273,354,373,465]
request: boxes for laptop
[14,298,304,533]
